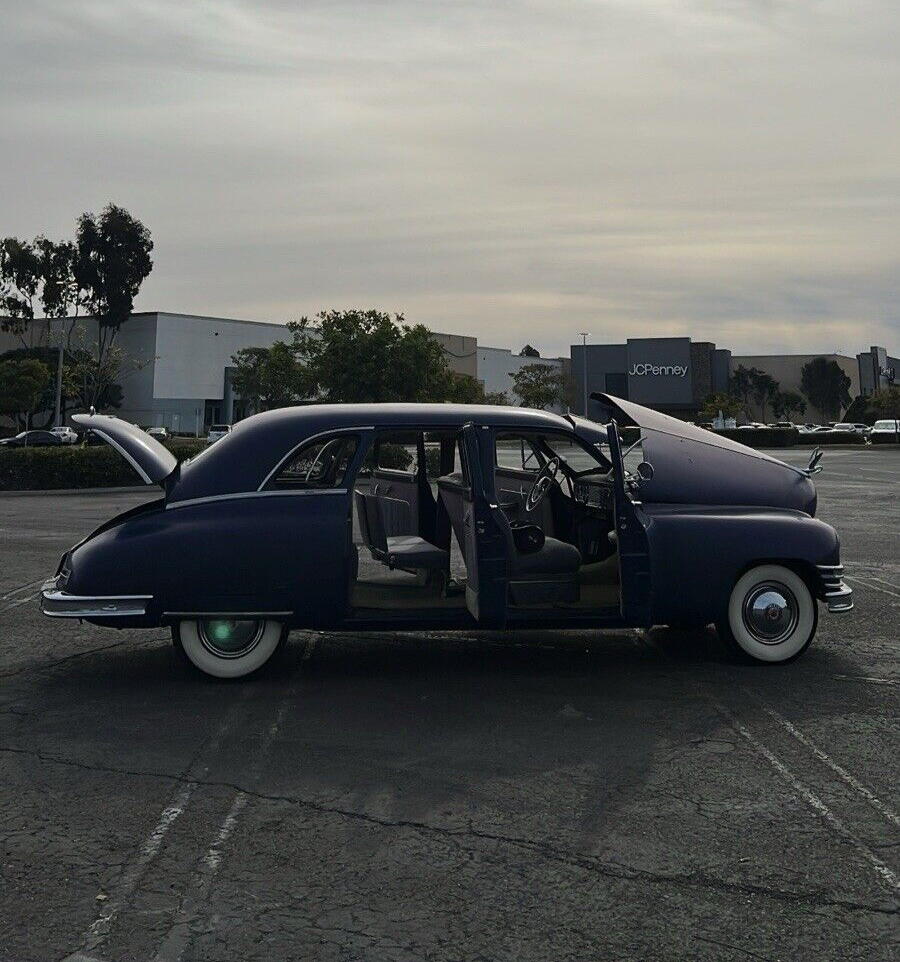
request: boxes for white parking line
[151,638,316,962]
[0,588,43,616]
[845,575,900,600]
[634,633,900,896]
[752,699,900,830]
[719,699,900,894]
[64,691,254,962]
[834,674,897,686]
[0,578,45,602]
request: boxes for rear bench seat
[355,490,448,571]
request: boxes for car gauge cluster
[574,480,612,508]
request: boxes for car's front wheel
[716,564,818,664]
[173,618,288,679]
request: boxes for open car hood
[590,393,817,514]
[72,414,177,486]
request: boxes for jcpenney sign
[629,363,689,378]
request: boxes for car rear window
[270,434,359,489]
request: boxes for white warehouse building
[2,312,567,431]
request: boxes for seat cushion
[385,535,449,570]
[508,536,581,576]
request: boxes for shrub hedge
[0,439,207,491]
[711,428,866,448]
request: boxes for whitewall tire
[717,565,818,664]
[173,618,288,679]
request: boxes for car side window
[494,434,541,473]
[271,434,359,489]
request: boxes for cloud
[0,0,897,356]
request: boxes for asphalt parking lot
[1,447,897,962]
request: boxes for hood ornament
[801,448,823,476]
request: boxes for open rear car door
[72,414,177,486]
[461,423,507,628]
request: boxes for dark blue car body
[40,395,852,648]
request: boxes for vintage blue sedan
[40,395,852,678]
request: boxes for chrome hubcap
[742,583,798,645]
[197,619,264,659]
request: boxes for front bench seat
[507,534,581,577]
[356,491,448,571]
[497,510,582,606]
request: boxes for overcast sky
[1,0,898,357]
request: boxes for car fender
[642,505,841,624]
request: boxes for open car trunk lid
[72,414,178,486]
[590,392,817,514]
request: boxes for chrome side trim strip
[166,488,349,510]
[257,425,375,491]
[89,428,153,485]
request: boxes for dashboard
[573,479,613,509]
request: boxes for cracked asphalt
[0,447,897,962]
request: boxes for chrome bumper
[40,579,152,619]
[815,565,854,613]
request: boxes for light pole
[579,332,590,416]
[53,323,64,428]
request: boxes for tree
[771,389,806,422]
[0,238,42,346]
[75,204,153,358]
[511,363,569,409]
[698,392,743,421]
[800,358,852,421]
[519,344,540,357]
[288,310,463,403]
[729,365,762,420]
[750,372,779,422]
[864,386,900,422]
[231,341,311,411]
[0,358,51,427]
[728,365,780,421]
[61,324,148,413]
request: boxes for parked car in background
[0,430,64,448]
[146,427,169,440]
[206,424,232,444]
[82,429,107,446]
[832,423,863,434]
[49,426,79,444]
[737,422,766,430]
[871,419,900,443]
[852,423,872,435]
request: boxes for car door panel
[606,422,652,624]
[462,425,507,627]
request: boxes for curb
[1,485,149,497]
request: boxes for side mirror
[636,461,654,482]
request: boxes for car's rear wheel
[172,618,288,679]
[716,564,817,664]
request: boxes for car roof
[170,403,574,502]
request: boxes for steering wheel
[526,457,560,512]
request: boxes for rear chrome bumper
[40,579,152,619]
[815,565,854,613]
